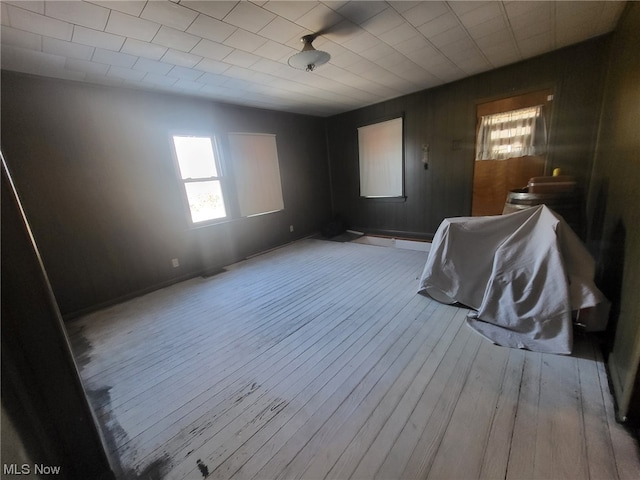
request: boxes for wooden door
[472,89,553,216]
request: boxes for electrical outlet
[171,258,180,268]
[289,225,294,232]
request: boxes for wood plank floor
[66,238,640,480]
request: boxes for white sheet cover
[418,205,608,354]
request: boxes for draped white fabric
[227,133,284,217]
[418,206,609,354]
[358,117,403,197]
[476,105,547,160]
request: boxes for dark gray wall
[586,3,640,422]
[326,36,610,238]
[1,73,332,316]
[1,161,113,479]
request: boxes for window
[172,135,227,224]
[358,117,403,198]
[227,133,284,217]
[476,105,547,160]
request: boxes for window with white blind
[476,105,547,160]
[172,135,227,224]
[227,133,284,217]
[358,117,404,198]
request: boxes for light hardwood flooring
[66,238,640,480]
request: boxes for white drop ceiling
[0,1,626,117]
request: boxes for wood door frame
[472,88,555,216]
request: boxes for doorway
[472,89,554,216]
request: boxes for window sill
[360,196,407,203]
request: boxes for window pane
[184,181,226,223]
[358,117,403,197]
[173,136,218,179]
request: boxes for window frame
[357,114,406,200]
[170,133,230,227]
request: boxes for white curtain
[476,105,547,160]
[358,117,403,197]
[227,133,284,217]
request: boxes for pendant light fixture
[288,35,330,72]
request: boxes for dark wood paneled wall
[327,36,610,238]
[1,73,331,316]
[586,3,640,422]
[1,161,113,479]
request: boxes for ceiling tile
[121,38,168,60]
[178,1,236,19]
[0,0,627,117]
[340,30,379,53]
[336,1,388,25]
[429,26,468,48]
[143,72,178,87]
[224,2,276,33]
[160,49,202,68]
[6,4,73,41]
[223,29,268,52]
[44,1,110,31]
[504,1,545,18]
[43,36,94,60]
[199,72,227,85]
[195,58,230,75]
[72,25,125,51]
[87,1,145,17]
[3,1,45,15]
[191,39,234,61]
[140,1,199,31]
[186,14,236,43]
[475,28,513,49]
[65,57,109,76]
[393,35,432,56]
[1,25,42,50]
[259,16,307,44]
[92,48,137,68]
[174,79,204,91]
[295,3,343,34]
[84,72,123,87]
[378,22,419,46]
[448,1,490,17]
[168,65,203,80]
[105,11,161,43]
[253,40,295,61]
[330,48,364,68]
[416,12,459,39]
[466,16,508,40]
[133,57,173,75]
[261,1,318,22]
[458,2,502,28]
[518,33,554,58]
[222,50,261,68]
[375,51,409,69]
[361,7,405,36]
[152,26,200,52]
[482,42,520,66]
[358,41,396,62]
[107,65,146,82]
[401,1,448,27]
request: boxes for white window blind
[227,133,284,217]
[476,105,547,160]
[358,117,403,198]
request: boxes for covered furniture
[418,205,608,354]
